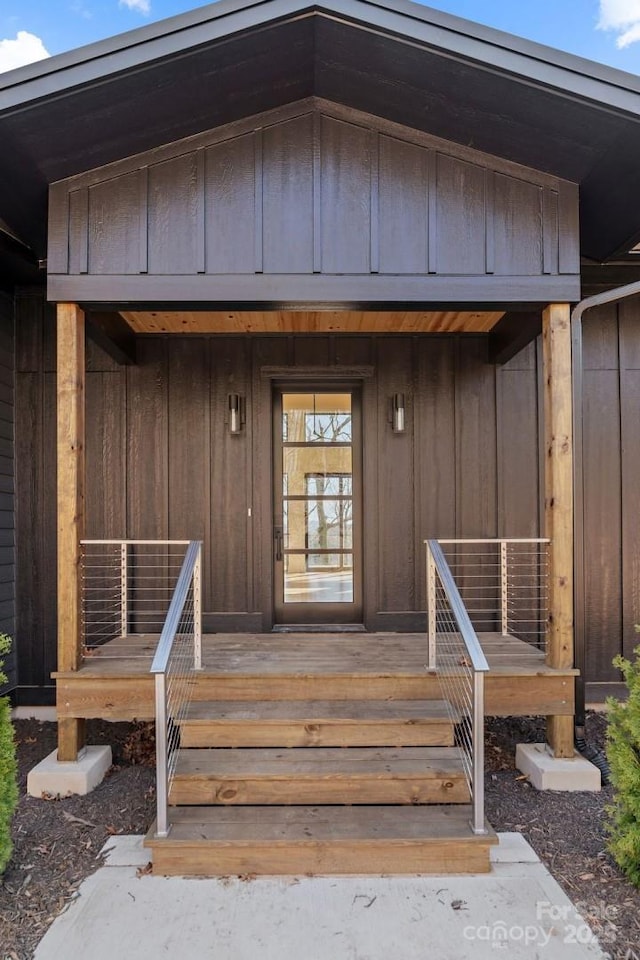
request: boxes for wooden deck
[55,631,576,721]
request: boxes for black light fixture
[228,393,244,435]
[391,392,406,433]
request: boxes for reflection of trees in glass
[281,404,353,573]
[306,473,352,569]
[302,409,353,570]
[305,412,351,443]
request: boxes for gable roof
[2,0,640,269]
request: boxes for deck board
[171,745,470,805]
[59,631,575,677]
[54,631,576,720]
[181,698,456,747]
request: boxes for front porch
[47,299,578,873]
[55,631,576,722]
[42,49,581,874]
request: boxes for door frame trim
[271,381,364,625]
[260,365,375,381]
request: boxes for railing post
[427,544,437,669]
[500,540,508,636]
[193,544,202,670]
[120,542,128,639]
[472,670,487,835]
[155,672,170,838]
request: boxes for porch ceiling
[3,0,640,269]
[120,310,505,335]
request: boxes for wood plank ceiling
[121,310,505,334]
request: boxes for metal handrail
[426,540,489,673]
[438,538,550,544]
[425,538,489,836]
[81,539,191,545]
[151,541,202,675]
[150,540,203,838]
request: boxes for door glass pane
[280,392,353,604]
[283,446,352,481]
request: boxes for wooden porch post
[542,303,575,758]
[56,303,86,761]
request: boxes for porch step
[145,804,497,876]
[189,673,438,703]
[180,699,455,748]
[170,746,470,806]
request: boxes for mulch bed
[0,720,156,960]
[485,713,640,959]
[0,713,639,959]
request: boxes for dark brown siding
[0,291,14,692]
[47,101,580,305]
[15,293,55,698]
[14,293,640,691]
[15,295,543,682]
[580,301,640,689]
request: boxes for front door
[273,388,362,624]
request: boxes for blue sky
[1,1,640,74]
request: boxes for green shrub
[0,632,17,874]
[606,637,640,886]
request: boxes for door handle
[274,527,283,562]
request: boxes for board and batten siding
[580,300,640,692]
[14,295,640,698]
[0,291,15,693]
[15,295,542,699]
[46,100,580,305]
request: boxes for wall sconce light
[391,392,406,434]
[391,393,405,433]
[228,393,244,435]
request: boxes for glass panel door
[273,389,362,623]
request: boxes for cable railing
[80,539,201,657]
[425,539,489,836]
[150,540,203,839]
[434,538,550,652]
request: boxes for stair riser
[188,676,439,702]
[170,778,470,806]
[149,841,492,876]
[180,721,455,749]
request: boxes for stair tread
[148,804,496,844]
[183,699,453,723]
[174,746,465,779]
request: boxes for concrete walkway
[34,834,609,959]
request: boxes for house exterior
[1,0,640,872]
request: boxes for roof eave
[2,0,640,122]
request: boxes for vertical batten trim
[138,166,148,274]
[48,184,70,274]
[196,148,206,274]
[427,150,437,274]
[542,187,559,276]
[370,130,380,274]
[313,112,322,274]
[77,187,89,275]
[68,187,89,275]
[484,169,495,275]
[558,182,580,275]
[254,129,264,274]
